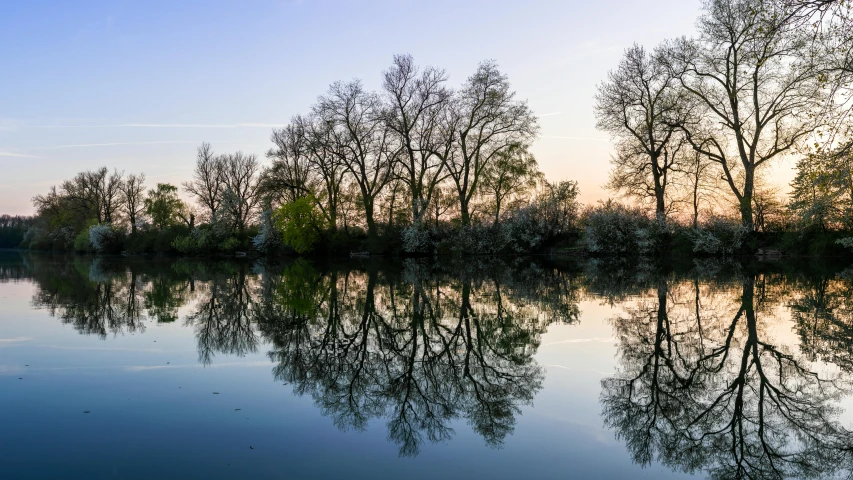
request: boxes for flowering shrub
[252,210,282,254]
[402,222,432,253]
[689,216,749,255]
[583,202,657,254]
[88,224,124,253]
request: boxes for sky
[0,0,707,216]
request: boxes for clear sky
[0,0,705,216]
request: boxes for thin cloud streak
[30,123,286,129]
[0,152,41,158]
[538,112,563,117]
[33,140,222,150]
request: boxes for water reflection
[9,252,853,477]
[17,254,579,456]
[601,264,853,479]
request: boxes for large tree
[315,80,395,238]
[668,0,831,228]
[382,54,452,225]
[437,61,538,226]
[220,152,261,234]
[596,44,689,220]
[121,173,146,235]
[184,143,225,223]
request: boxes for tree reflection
[255,259,568,456]
[602,270,853,479]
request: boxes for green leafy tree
[145,183,190,230]
[273,196,321,254]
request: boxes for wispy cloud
[0,337,32,343]
[0,151,41,158]
[30,123,285,129]
[33,140,219,150]
[538,112,563,117]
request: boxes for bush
[88,224,124,253]
[689,216,749,255]
[218,237,242,254]
[252,210,283,254]
[402,223,432,253]
[273,196,321,254]
[73,229,93,252]
[583,202,659,255]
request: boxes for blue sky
[0,0,702,215]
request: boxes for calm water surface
[2,252,853,479]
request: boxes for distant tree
[262,122,312,207]
[121,173,146,235]
[596,44,690,220]
[220,152,261,234]
[790,146,853,230]
[184,143,225,223]
[479,143,541,226]
[145,183,190,230]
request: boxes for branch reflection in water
[599,259,853,479]
[13,251,853,476]
[19,254,580,456]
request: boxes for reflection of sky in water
[4,254,853,479]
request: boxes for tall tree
[596,44,689,220]
[315,80,394,238]
[145,183,189,230]
[220,152,261,234]
[479,143,541,226]
[667,0,831,228]
[184,143,225,223]
[438,61,538,226]
[121,173,146,235]
[382,54,452,225]
[263,122,313,207]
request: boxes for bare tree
[437,61,538,226]
[301,115,347,232]
[220,152,261,234]
[382,54,452,225]
[666,0,832,228]
[184,143,225,223]
[596,44,689,220]
[121,173,146,234]
[263,121,313,207]
[315,80,395,238]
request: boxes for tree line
[22,56,583,256]
[17,0,853,257]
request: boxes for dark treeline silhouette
[8,251,853,472]
[0,215,35,248]
[7,1,853,258]
[19,57,583,258]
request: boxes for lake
[2,251,853,479]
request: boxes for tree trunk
[740,167,755,229]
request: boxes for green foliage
[73,229,93,253]
[790,146,853,230]
[273,196,321,254]
[218,237,242,254]
[145,183,188,230]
